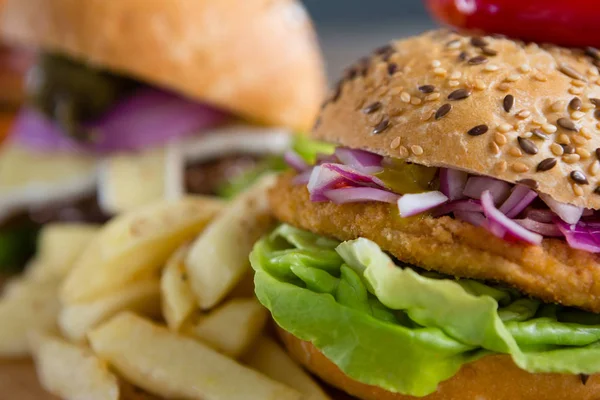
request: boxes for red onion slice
[431,199,482,217]
[463,176,511,204]
[499,185,538,218]
[439,168,468,201]
[481,190,542,245]
[524,208,555,223]
[454,211,486,226]
[514,218,563,237]
[284,150,309,172]
[397,191,448,217]
[334,147,383,174]
[540,194,583,225]
[556,221,600,253]
[13,89,228,153]
[325,187,400,204]
[292,170,312,185]
[307,165,351,202]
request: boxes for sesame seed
[550,143,564,156]
[497,83,510,91]
[531,129,550,140]
[571,170,589,184]
[495,160,508,173]
[362,101,382,114]
[557,118,578,132]
[519,64,532,73]
[563,154,581,163]
[562,144,576,154]
[498,123,512,133]
[512,162,529,173]
[542,124,557,133]
[582,103,595,111]
[581,127,593,139]
[398,146,409,158]
[435,103,452,120]
[390,137,401,149]
[467,124,489,136]
[448,80,460,87]
[595,109,600,120]
[537,158,557,172]
[400,92,411,103]
[470,37,488,47]
[573,184,585,197]
[422,109,436,121]
[516,110,531,119]
[557,133,571,144]
[387,63,398,76]
[590,98,600,108]
[572,79,586,87]
[551,101,565,113]
[586,46,600,60]
[448,88,472,100]
[589,67,600,77]
[569,97,583,111]
[503,95,514,112]
[474,79,487,90]
[410,97,422,106]
[373,118,390,134]
[534,73,548,82]
[518,137,538,154]
[532,116,545,126]
[590,161,600,176]
[517,179,539,189]
[468,55,488,65]
[418,85,435,93]
[509,147,523,157]
[389,87,404,96]
[571,111,586,120]
[569,87,584,95]
[490,142,500,155]
[425,93,441,102]
[572,135,587,145]
[484,64,499,72]
[559,63,587,81]
[411,145,424,155]
[577,148,591,159]
[494,132,508,145]
[431,60,441,68]
[446,39,461,49]
[434,67,448,77]
[458,51,469,61]
[506,74,521,82]
[450,71,462,80]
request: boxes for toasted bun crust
[314,30,600,209]
[278,328,600,400]
[0,0,325,131]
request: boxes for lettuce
[251,225,600,396]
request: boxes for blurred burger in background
[0,0,325,272]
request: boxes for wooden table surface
[0,359,57,400]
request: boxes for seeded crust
[315,29,600,208]
[0,0,325,131]
[278,328,600,400]
[271,173,600,312]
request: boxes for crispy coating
[270,173,600,312]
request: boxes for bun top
[0,0,325,131]
[314,30,600,209]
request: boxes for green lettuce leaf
[251,225,600,396]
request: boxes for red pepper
[425,0,600,48]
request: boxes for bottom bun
[277,327,600,400]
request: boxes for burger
[0,0,325,270]
[251,30,600,399]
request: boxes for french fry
[186,175,275,309]
[61,196,225,303]
[88,312,302,400]
[0,278,60,357]
[29,331,119,400]
[160,244,197,331]
[27,223,100,280]
[244,337,332,400]
[59,278,161,342]
[186,298,267,358]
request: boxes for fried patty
[270,173,600,312]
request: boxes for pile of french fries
[0,175,331,400]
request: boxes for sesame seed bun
[314,30,600,209]
[0,0,325,131]
[278,327,600,400]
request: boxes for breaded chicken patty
[270,173,600,312]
